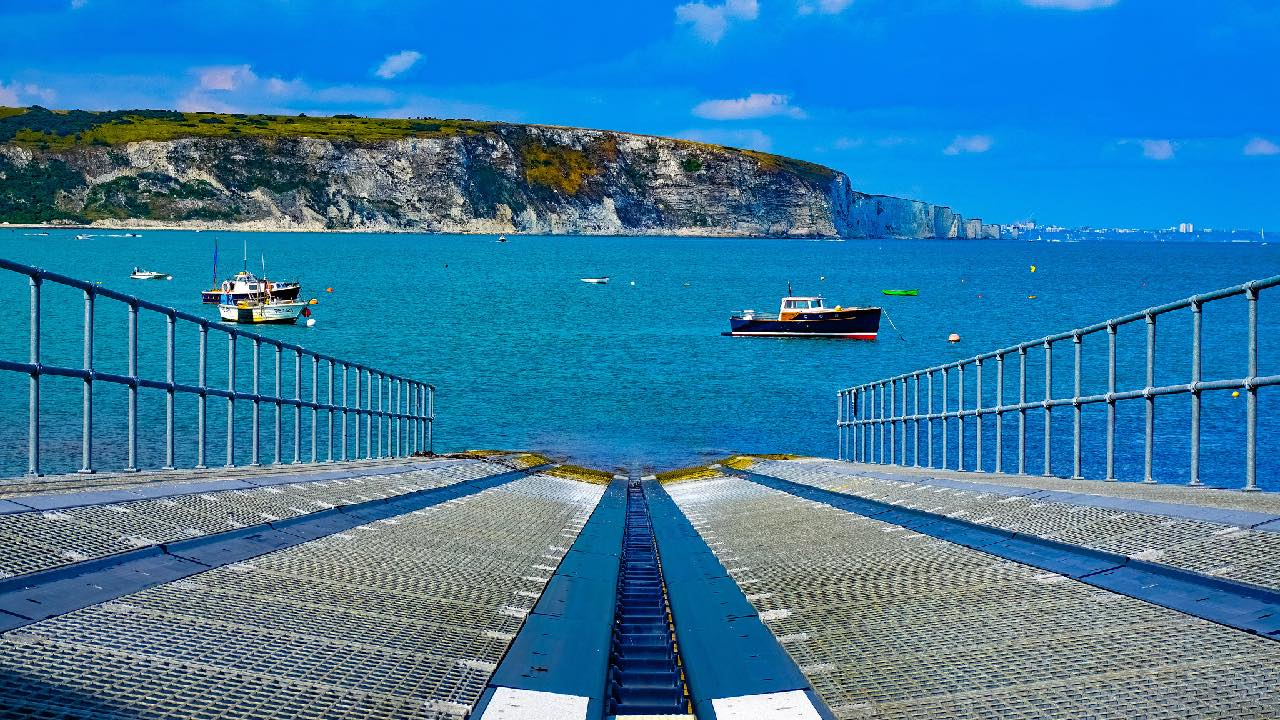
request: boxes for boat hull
[725,308,881,340]
[218,302,305,324]
[202,283,301,304]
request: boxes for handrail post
[427,384,434,454]
[1143,313,1156,483]
[342,364,350,460]
[164,312,176,470]
[1245,286,1259,491]
[995,353,1004,473]
[1189,300,1203,486]
[328,360,335,462]
[311,355,318,464]
[926,373,934,468]
[196,323,207,469]
[293,349,301,464]
[251,338,261,466]
[1072,333,1082,480]
[27,274,41,477]
[879,382,886,463]
[354,368,362,459]
[913,374,920,467]
[1043,340,1052,477]
[126,300,138,472]
[378,374,385,458]
[274,344,282,465]
[79,288,94,474]
[837,391,844,461]
[365,369,373,458]
[1106,322,1117,481]
[1018,347,1027,475]
[225,332,235,467]
[957,363,965,471]
[941,369,949,469]
[975,358,983,472]
[888,379,896,464]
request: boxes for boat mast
[243,238,248,273]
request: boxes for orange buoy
[326,287,333,292]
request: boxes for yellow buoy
[1233,391,1241,398]
[1030,265,1037,273]
[308,298,319,305]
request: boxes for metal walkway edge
[0,465,548,633]
[607,479,689,716]
[472,478,627,720]
[644,478,833,720]
[740,468,1280,640]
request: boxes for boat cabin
[779,296,834,320]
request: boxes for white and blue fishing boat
[725,295,881,339]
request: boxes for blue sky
[1,0,1277,229]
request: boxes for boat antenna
[261,253,266,277]
[243,238,248,273]
[882,308,907,342]
[787,281,793,296]
[211,237,219,289]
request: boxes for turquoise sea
[0,230,1276,488]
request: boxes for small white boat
[580,277,609,284]
[497,234,508,243]
[219,298,309,324]
[75,234,92,240]
[130,267,171,280]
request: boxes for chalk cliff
[0,107,983,238]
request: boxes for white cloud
[675,0,758,43]
[679,128,773,151]
[1139,138,1175,160]
[197,65,258,91]
[0,81,56,107]
[798,0,854,15]
[944,134,993,155]
[1244,137,1279,156]
[693,93,806,120]
[374,50,423,79]
[1021,0,1117,9]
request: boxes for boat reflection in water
[725,295,881,340]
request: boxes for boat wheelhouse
[725,295,881,340]
[201,271,301,304]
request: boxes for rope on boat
[882,308,907,342]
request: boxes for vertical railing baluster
[395,379,401,458]
[274,344,282,465]
[1043,340,1052,477]
[1143,314,1155,483]
[1106,323,1117,481]
[1072,333,1082,479]
[126,300,138,472]
[837,391,844,461]
[427,384,434,454]
[354,368,362,459]
[293,350,301,464]
[942,368,949,470]
[1245,286,1259,491]
[342,365,350,460]
[1018,347,1027,475]
[879,382,886,463]
[995,353,1004,474]
[80,288,94,474]
[196,323,207,469]
[328,360,335,462]
[226,332,235,467]
[378,374,385,458]
[888,379,896,464]
[913,374,920,466]
[251,338,260,466]
[311,355,318,464]
[1190,301,1202,486]
[900,380,907,464]
[976,358,983,472]
[164,312,176,470]
[27,274,41,477]
[927,373,934,468]
[366,369,373,458]
[958,364,965,471]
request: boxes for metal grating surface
[668,475,1280,719]
[753,459,1280,591]
[0,472,603,720]
[0,460,509,579]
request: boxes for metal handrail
[2,257,435,476]
[836,275,1279,490]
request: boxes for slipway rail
[0,257,434,476]
[837,275,1280,490]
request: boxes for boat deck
[2,455,1279,719]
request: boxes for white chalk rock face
[2,124,972,238]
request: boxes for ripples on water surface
[0,230,1275,487]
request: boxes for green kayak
[881,289,919,296]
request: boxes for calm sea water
[0,230,1276,487]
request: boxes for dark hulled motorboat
[725,295,881,339]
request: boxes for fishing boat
[881,289,918,297]
[200,240,301,303]
[580,277,609,284]
[218,297,309,324]
[725,295,881,339]
[130,267,171,280]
